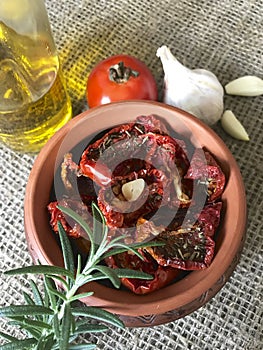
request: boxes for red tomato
[86,54,158,108]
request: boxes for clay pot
[24,101,247,327]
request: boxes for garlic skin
[156,45,224,125]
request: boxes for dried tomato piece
[146,227,215,270]
[60,153,80,193]
[143,206,188,230]
[145,203,222,270]
[105,250,181,294]
[79,115,168,187]
[143,133,189,176]
[168,178,193,208]
[58,153,98,206]
[47,198,91,239]
[135,114,168,134]
[137,133,192,207]
[80,126,136,186]
[185,148,225,202]
[112,158,146,178]
[77,176,98,207]
[97,166,165,228]
[197,202,222,237]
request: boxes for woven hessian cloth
[0,0,262,349]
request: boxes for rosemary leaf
[67,333,81,345]
[104,242,144,260]
[45,286,67,302]
[76,254,82,276]
[132,241,166,249]
[52,312,60,343]
[5,265,74,280]
[59,303,71,350]
[93,265,121,288]
[7,317,52,331]
[35,338,45,350]
[0,338,37,350]
[113,268,153,280]
[70,307,76,335]
[7,320,42,339]
[69,291,94,303]
[91,268,153,284]
[102,240,165,259]
[22,292,35,306]
[88,272,111,282]
[29,280,44,306]
[35,336,55,350]
[68,344,97,350]
[0,332,17,342]
[73,274,94,286]
[0,305,53,318]
[72,306,124,328]
[50,334,79,349]
[58,222,75,289]
[91,202,107,246]
[57,205,95,250]
[102,233,126,246]
[44,333,56,348]
[75,322,108,335]
[48,274,70,291]
[43,282,51,324]
[43,276,58,311]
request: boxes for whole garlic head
[157,45,224,125]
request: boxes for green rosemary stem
[57,300,68,321]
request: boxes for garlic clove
[221,110,249,141]
[122,178,145,202]
[225,75,263,96]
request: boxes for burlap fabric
[0,0,262,348]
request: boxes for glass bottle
[0,0,72,153]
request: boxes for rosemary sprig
[0,203,162,349]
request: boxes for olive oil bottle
[0,0,72,153]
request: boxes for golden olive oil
[0,21,72,153]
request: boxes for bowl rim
[24,100,247,317]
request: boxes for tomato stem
[109,61,139,83]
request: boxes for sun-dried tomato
[97,166,165,228]
[136,114,168,134]
[47,198,92,239]
[80,127,191,211]
[79,115,168,187]
[197,202,222,237]
[146,228,215,270]
[60,153,80,193]
[58,153,98,204]
[136,133,191,207]
[185,148,225,202]
[105,250,182,294]
[143,133,189,176]
[145,203,222,270]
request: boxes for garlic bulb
[156,45,224,125]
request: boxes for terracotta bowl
[24,100,247,327]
